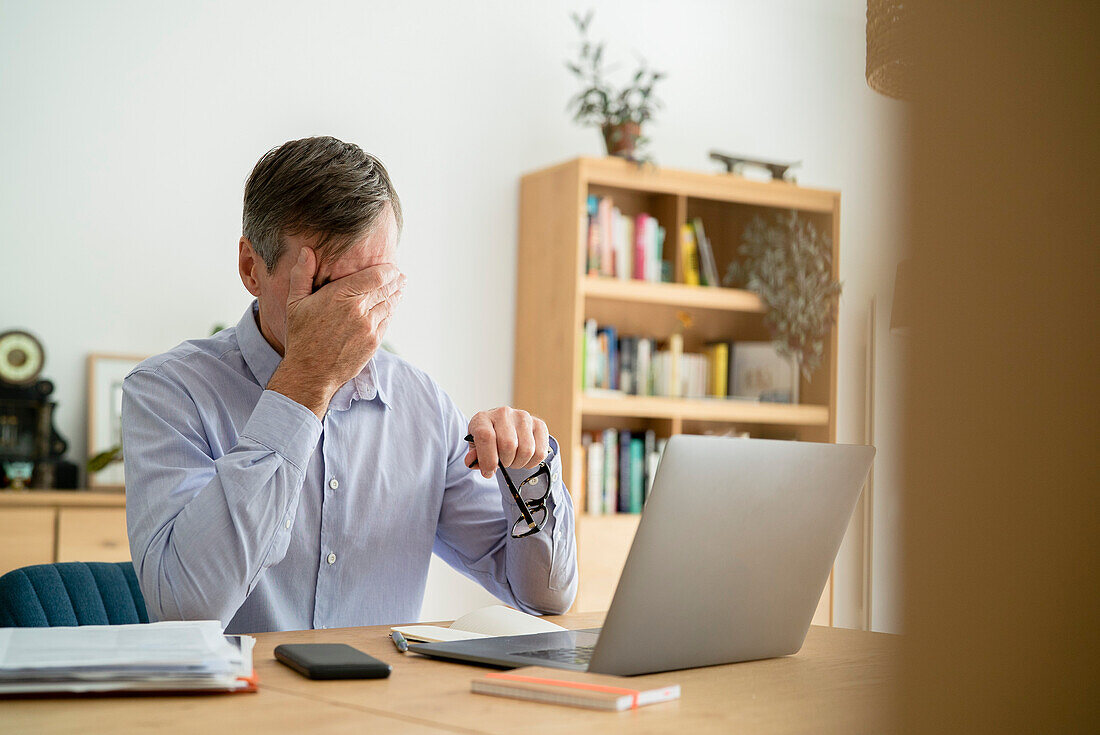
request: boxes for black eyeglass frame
[464,434,553,539]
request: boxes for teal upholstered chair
[0,561,149,627]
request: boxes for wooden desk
[2,612,899,734]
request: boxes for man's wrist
[267,359,337,419]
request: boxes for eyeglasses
[464,434,552,539]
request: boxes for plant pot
[601,121,642,158]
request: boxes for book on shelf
[583,319,597,389]
[645,436,665,505]
[632,213,647,280]
[680,223,701,286]
[584,437,604,516]
[585,195,600,276]
[705,341,730,398]
[584,194,667,282]
[598,196,614,277]
[601,428,618,514]
[636,337,652,396]
[629,436,645,513]
[618,335,636,395]
[583,429,664,516]
[593,325,618,390]
[618,429,631,513]
[668,333,683,398]
[692,217,720,287]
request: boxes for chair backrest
[0,561,149,627]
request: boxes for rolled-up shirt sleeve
[122,368,321,627]
[430,387,578,615]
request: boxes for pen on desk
[391,630,408,653]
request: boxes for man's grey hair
[242,136,403,272]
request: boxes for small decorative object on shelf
[709,151,801,182]
[730,342,799,404]
[723,211,842,380]
[565,10,665,162]
[0,329,78,489]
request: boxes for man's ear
[238,237,262,297]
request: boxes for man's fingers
[512,410,535,468]
[469,417,497,479]
[366,285,403,325]
[336,263,401,297]
[287,248,317,304]
[493,411,520,468]
[352,273,406,318]
[527,418,550,469]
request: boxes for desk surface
[3,612,899,734]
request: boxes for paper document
[392,605,567,643]
[0,620,255,695]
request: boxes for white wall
[0,0,905,630]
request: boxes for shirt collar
[235,300,389,411]
[236,301,281,389]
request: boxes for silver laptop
[409,435,874,675]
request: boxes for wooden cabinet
[0,509,56,576]
[56,508,130,563]
[0,491,129,576]
[513,158,840,623]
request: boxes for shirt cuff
[240,389,323,473]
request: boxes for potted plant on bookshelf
[565,10,665,162]
[723,211,842,380]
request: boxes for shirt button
[284,518,292,529]
[327,552,337,565]
[329,478,339,490]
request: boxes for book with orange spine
[471,666,681,711]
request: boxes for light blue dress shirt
[122,302,577,634]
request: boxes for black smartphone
[274,643,392,680]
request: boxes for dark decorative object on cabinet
[0,330,78,489]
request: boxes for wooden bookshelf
[583,276,766,312]
[580,394,830,426]
[512,157,840,620]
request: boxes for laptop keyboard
[516,644,596,666]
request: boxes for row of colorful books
[586,195,670,282]
[580,430,668,515]
[582,321,800,402]
[582,322,731,399]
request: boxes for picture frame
[730,342,800,404]
[86,353,148,490]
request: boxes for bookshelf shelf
[583,277,766,313]
[513,157,839,619]
[580,393,829,425]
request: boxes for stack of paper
[0,620,256,695]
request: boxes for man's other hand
[465,408,550,479]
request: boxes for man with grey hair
[122,136,578,633]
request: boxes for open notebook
[391,605,566,643]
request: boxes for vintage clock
[0,330,77,489]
